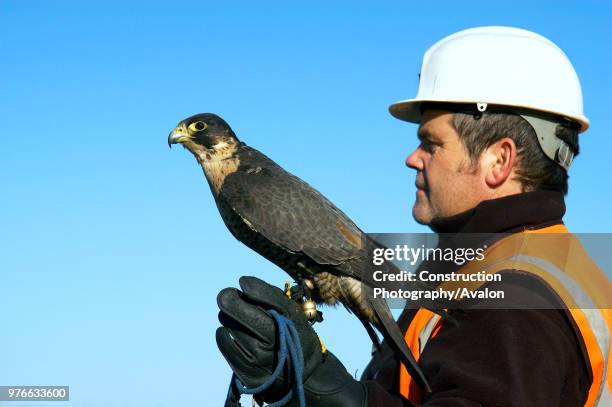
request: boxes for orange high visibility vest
[398,224,611,406]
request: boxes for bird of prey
[168,113,433,393]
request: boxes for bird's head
[168,113,239,162]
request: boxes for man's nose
[405,147,424,171]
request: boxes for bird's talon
[315,310,324,323]
[284,280,292,299]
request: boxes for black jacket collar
[429,190,566,234]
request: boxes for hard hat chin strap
[518,112,574,171]
[472,103,574,171]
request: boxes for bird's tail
[365,288,432,395]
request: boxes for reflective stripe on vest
[398,225,611,406]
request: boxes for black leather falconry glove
[216,276,367,406]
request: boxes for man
[216,27,610,406]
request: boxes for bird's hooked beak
[168,123,190,148]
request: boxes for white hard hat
[389,26,589,133]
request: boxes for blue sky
[1,1,611,406]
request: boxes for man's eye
[421,141,438,153]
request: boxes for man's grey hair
[451,112,580,195]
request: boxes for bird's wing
[219,146,365,273]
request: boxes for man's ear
[482,138,517,188]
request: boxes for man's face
[405,110,486,225]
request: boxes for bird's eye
[189,121,207,132]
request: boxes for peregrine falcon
[168,113,433,393]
